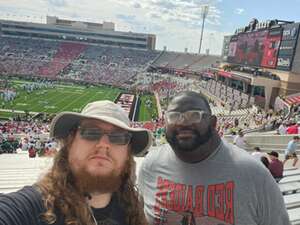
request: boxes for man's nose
[175,114,193,125]
[95,134,111,147]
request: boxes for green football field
[0,80,157,121]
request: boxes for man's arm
[257,175,291,225]
[0,186,44,225]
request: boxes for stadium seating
[0,36,159,87]
[0,37,59,76]
[39,42,87,77]
[151,51,220,72]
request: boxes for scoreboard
[222,20,300,72]
[277,23,300,70]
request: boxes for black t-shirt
[92,195,127,225]
[0,186,127,225]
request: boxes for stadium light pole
[198,5,209,55]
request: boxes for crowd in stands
[0,120,57,156]
[59,45,158,88]
[151,51,220,72]
[0,37,59,76]
[216,107,284,136]
[0,36,159,88]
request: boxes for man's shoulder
[0,185,45,224]
[0,185,43,207]
[287,140,295,147]
[143,144,172,165]
[222,140,266,168]
[270,159,284,167]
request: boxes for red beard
[71,158,129,194]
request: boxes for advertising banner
[276,54,294,70]
[276,23,300,71]
[281,23,300,41]
[278,40,297,55]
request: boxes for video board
[227,30,268,67]
[261,28,282,68]
[224,21,300,71]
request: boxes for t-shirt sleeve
[0,186,44,225]
[137,150,156,199]
[137,157,146,197]
[257,174,291,225]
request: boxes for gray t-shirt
[138,140,290,225]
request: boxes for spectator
[138,91,289,225]
[233,130,249,150]
[286,122,298,134]
[28,145,36,158]
[278,122,287,135]
[251,146,267,161]
[260,156,270,168]
[267,151,284,182]
[0,100,152,225]
[21,138,29,151]
[283,136,299,167]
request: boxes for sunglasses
[78,126,132,145]
[165,110,209,125]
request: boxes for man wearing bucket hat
[0,100,151,225]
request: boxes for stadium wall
[154,92,162,118]
[133,97,141,122]
[114,93,137,121]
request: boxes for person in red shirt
[286,123,299,134]
[267,151,284,182]
[28,146,36,158]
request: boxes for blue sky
[1,0,300,55]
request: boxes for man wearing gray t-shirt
[138,91,290,225]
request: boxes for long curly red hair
[36,134,147,225]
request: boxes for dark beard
[166,126,213,153]
[72,160,128,194]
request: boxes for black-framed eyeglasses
[78,126,132,145]
[165,110,209,125]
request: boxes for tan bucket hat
[50,100,152,156]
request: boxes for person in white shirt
[251,146,267,161]
[278,122,287,135]
[233,130,249,150]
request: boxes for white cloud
[114,0,221,27]
[0,0,225,54]
[132,2,141,8]
[47,0,67,7]
[235,8,244,15]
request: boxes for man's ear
[210,115,217,128]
